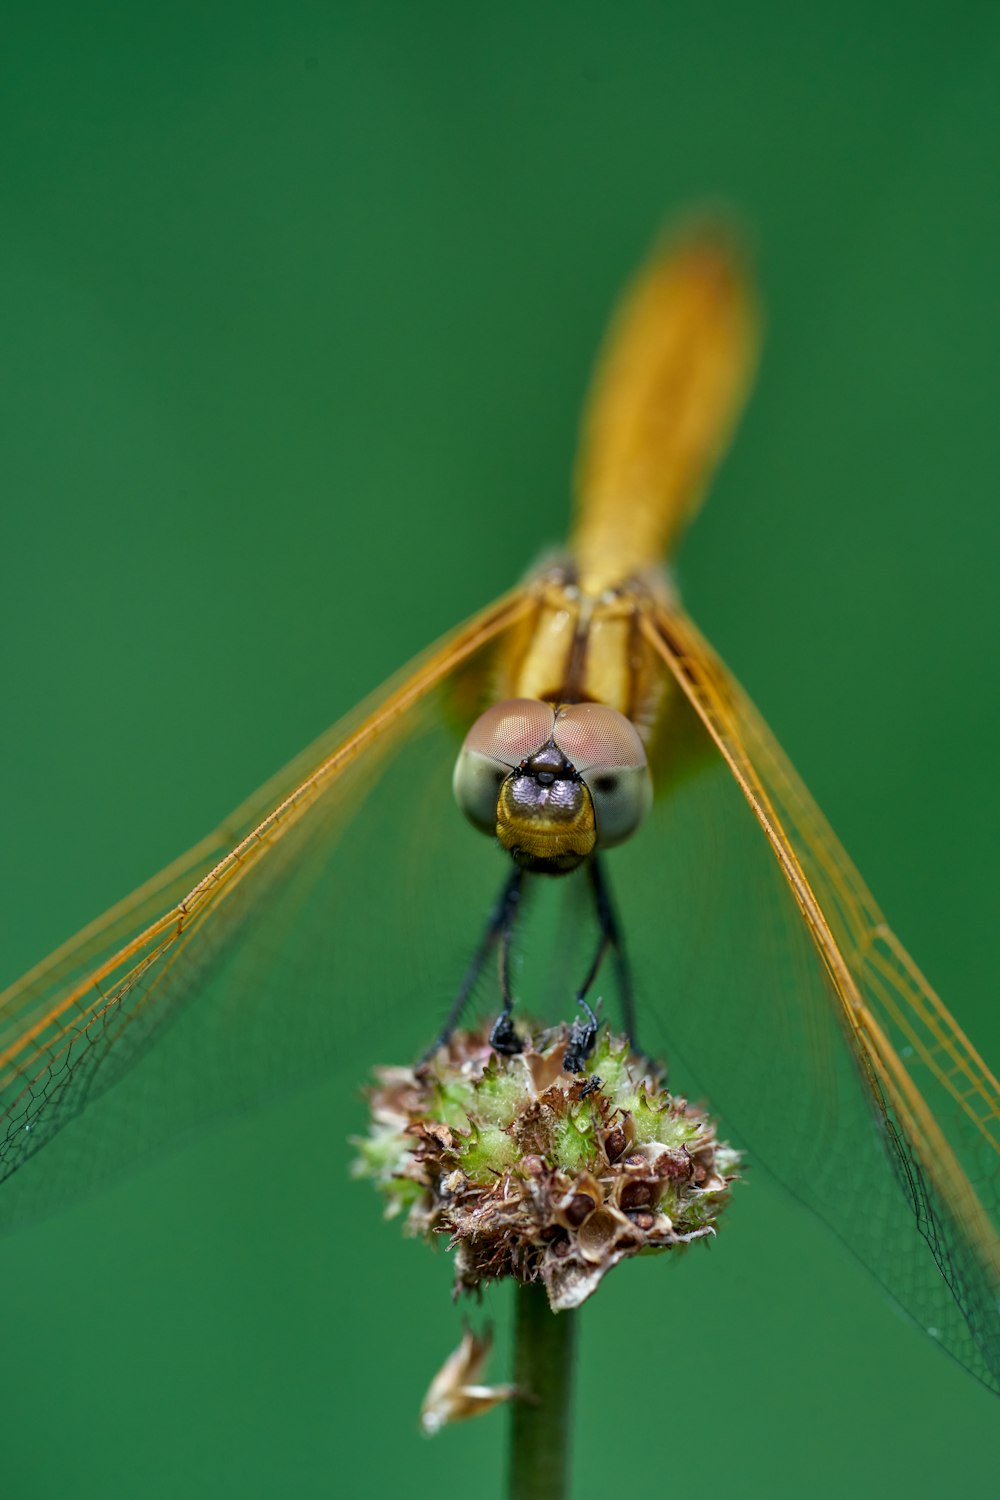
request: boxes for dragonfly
[1,224,998,1395]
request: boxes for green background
[2,3,997,1495]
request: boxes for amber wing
[639,600,1000,1392]
[0,591,531,1223]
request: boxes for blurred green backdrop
[1,3,998,1496]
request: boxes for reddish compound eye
[552,702,647,773]
[453,700,556,834]
[461,700,557,766]
[553,703,652,847]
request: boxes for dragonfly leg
[589,855,637,1044]
[489,874,525,1055]
[422,866,524,1061]
[563,857,638,1072]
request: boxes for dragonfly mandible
[1,223,998,1394]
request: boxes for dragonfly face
[454,695,652,872]
[1,221,998,1397]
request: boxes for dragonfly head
[453,698,652,873]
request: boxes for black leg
[422,866,524,1061]
[563,857,637,1072]
[489,873,525,1055]
[588,855,637,1045]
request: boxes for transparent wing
[611,600,1000,1392]
[0,590,532,1227]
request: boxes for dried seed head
[352,1022,740,1311]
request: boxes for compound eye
[553,702,652,847]
[583,763,653,846]
[453,699,556,834]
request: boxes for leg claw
[563,998,600,1074]
[490,1013,524,1056]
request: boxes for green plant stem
[508,1282,576,1500]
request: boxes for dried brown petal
[420,1324,522,1434]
